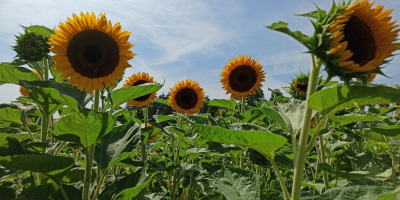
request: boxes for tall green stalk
[171,116,184,200]
[142,107,148,163]
[270,158,290,200]
[240,96,246,169]
[82,89,100,200]
[291,55,321,200]
[40,113,49,154]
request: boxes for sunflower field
[0,1,400,200]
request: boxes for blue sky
[1,0,400,104]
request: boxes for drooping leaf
[214,165,266,200]
[194,124,286,158]
[259,107,292,133]
[0,155,74,175]
[0,102,37,125]
[208,99,237,111]
[308,84,400,116]
[53,109,116,148]
[0,63,39,85]
[20,80,87,112]
[23,25,54,38]
[110,83,163,109]
[94,121,141,170]
[370,125,400,138]
[0,107,23,125]
[278,99,316,133]
[266,21,312,49]
[331,114,386,125]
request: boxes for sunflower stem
[270,158,291,200]
[291,55,321,200]
[43,57,49,81]
[83,90,100,200]
[240,96,246,169]
[171,116,184,200]
[40,112,49,154]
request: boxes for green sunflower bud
[13,30,50,62]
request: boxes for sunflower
[367,73,377,83]
[289,73,322,100]
[20,70,42,96]
[122,72,157,107]
[168,79,205,115]
[221,55,266,99]
[48,12,136,94]
[327,0,399,80]
[310,117,317,127]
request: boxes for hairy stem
[291,55,321,200]
[270,158,291,200]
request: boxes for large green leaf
[0,155,74,175]
[214,165,266,200]
[0,63,39,85]
[370,125,400,138]
[53,109,116,148]
[208,99,236,110]
[98,168,153,200]
[0,136,35,156]
[331,114,386,125]
[194,125,286,158]
[94,121,141,170]
[21,80,87,112]
[0,102,37,125]
[302,185,400,200]
[16,183,81,200]
[237,109,264,123]
[0,107,22,125]
[308,84,400,116]
[259,107,292,133]
[317,163,371,179]
[23,25,54,38]
[111,83,163,109]
[114,173,156,200]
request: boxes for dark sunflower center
[228,65,258,92]
[131,80,150,102]
[295,82,308,93]
[67,30,120,78]
[83,45,102,64]
[175,88,198,110]
[341,15,377,66]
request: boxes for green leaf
[278,99,315,133]
[23,25,54,38]
[194,125,286,158]
[237,109,264,123]
[16,183,82,200]
[295,10,321,19]
[94,121,141,170]
[214,165,266,200]
[356,130,386,142]
[53,109,116,148]
[111,83,163,109]
[0,136,34,156]
[50,66,63,82]
[114,173,156,200]
[0,155,74,175]
[308,84,400,117]
[317,163,371,179]
[0,63,39,85]
[169,127,186,138]
[153,115,176,123]
[266,21,311,49]
[208,99,236,110]
[98,168,153,200]
[302,185,400,200]
[343,150,373,168]
[152,99,170,106]
[0,102,37,125]
[326,141,353,152]
[0,107,23,125]
[370,125,400,138]
[0,186,15,200]
[331,114,386,125]
[228,123,269,132]
[61,168,85,183]
[21,80,87,112]
[259,107,292,133]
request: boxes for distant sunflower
[221,55,266,99]
[48,12,136,94]
[168,79,205,115]
[367,73,377,83]
[20,70,42,96]
[122,72,157,107]
[289,73,322,100]
[328,0,399,78]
